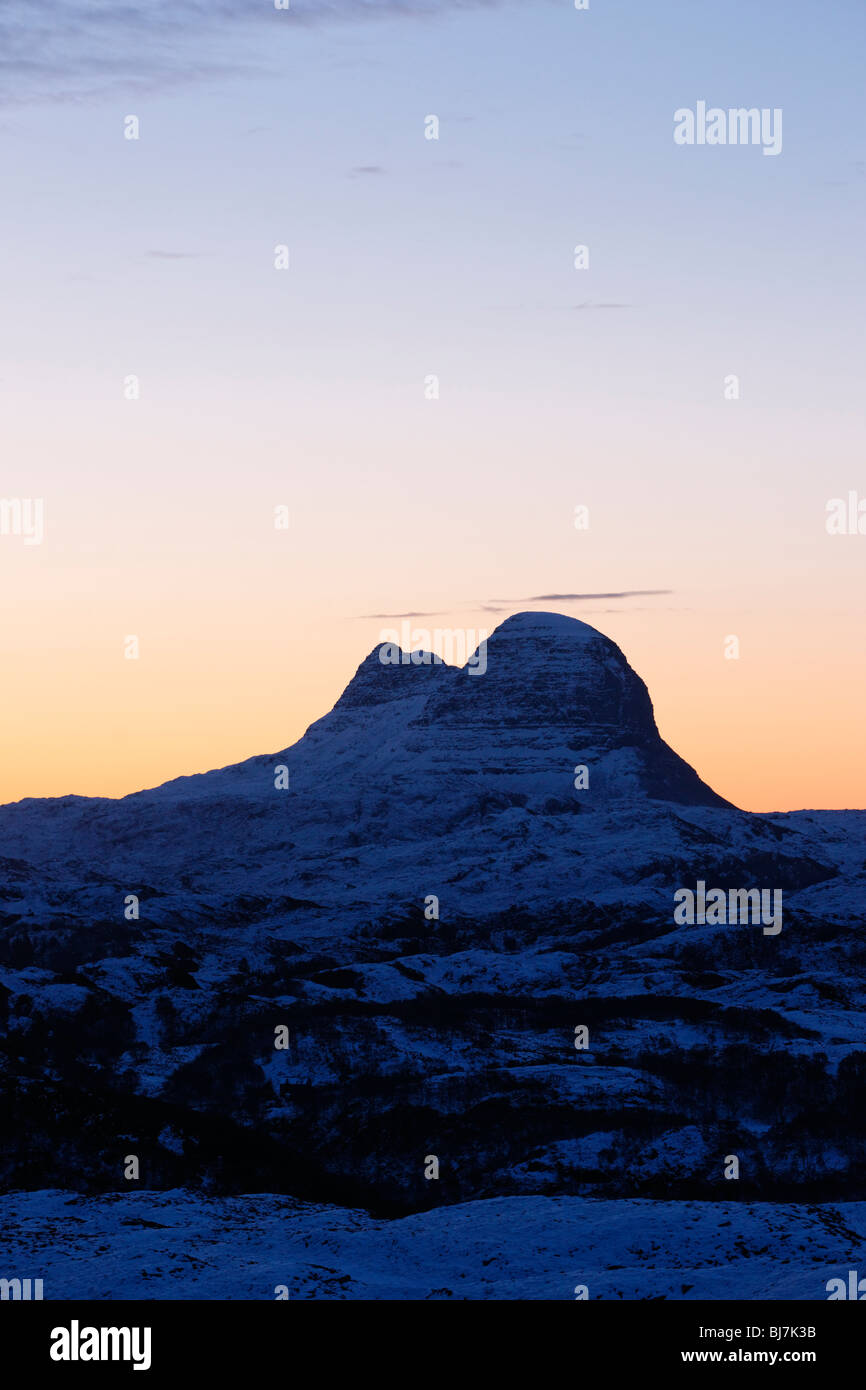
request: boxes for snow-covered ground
[3,1190,862,1300]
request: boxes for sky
[0,0,864,811]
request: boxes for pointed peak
[333,642,453,713]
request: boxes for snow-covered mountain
[1,610,865,1297]
[0,611,844,911]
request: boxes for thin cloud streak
[489,590,674,603]
[354,610,447,620]
[145,250,207,260]
[356,593,673,619]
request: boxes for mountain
[1,610,865,1297]
[0,611,826,896]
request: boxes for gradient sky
[1,0,864,811]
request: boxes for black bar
[1,1301,858,1375]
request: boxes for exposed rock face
[0,611,862,1227]
[424,611,658,734]
[410,612,731,809]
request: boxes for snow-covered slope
[5,1189,864,1300]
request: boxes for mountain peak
[403,608,731,809]
[312,609,731,810]
[424,607,648,730]
[331,643,453,714]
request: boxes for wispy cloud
[0,3,262,107]
[1,0,516,107]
